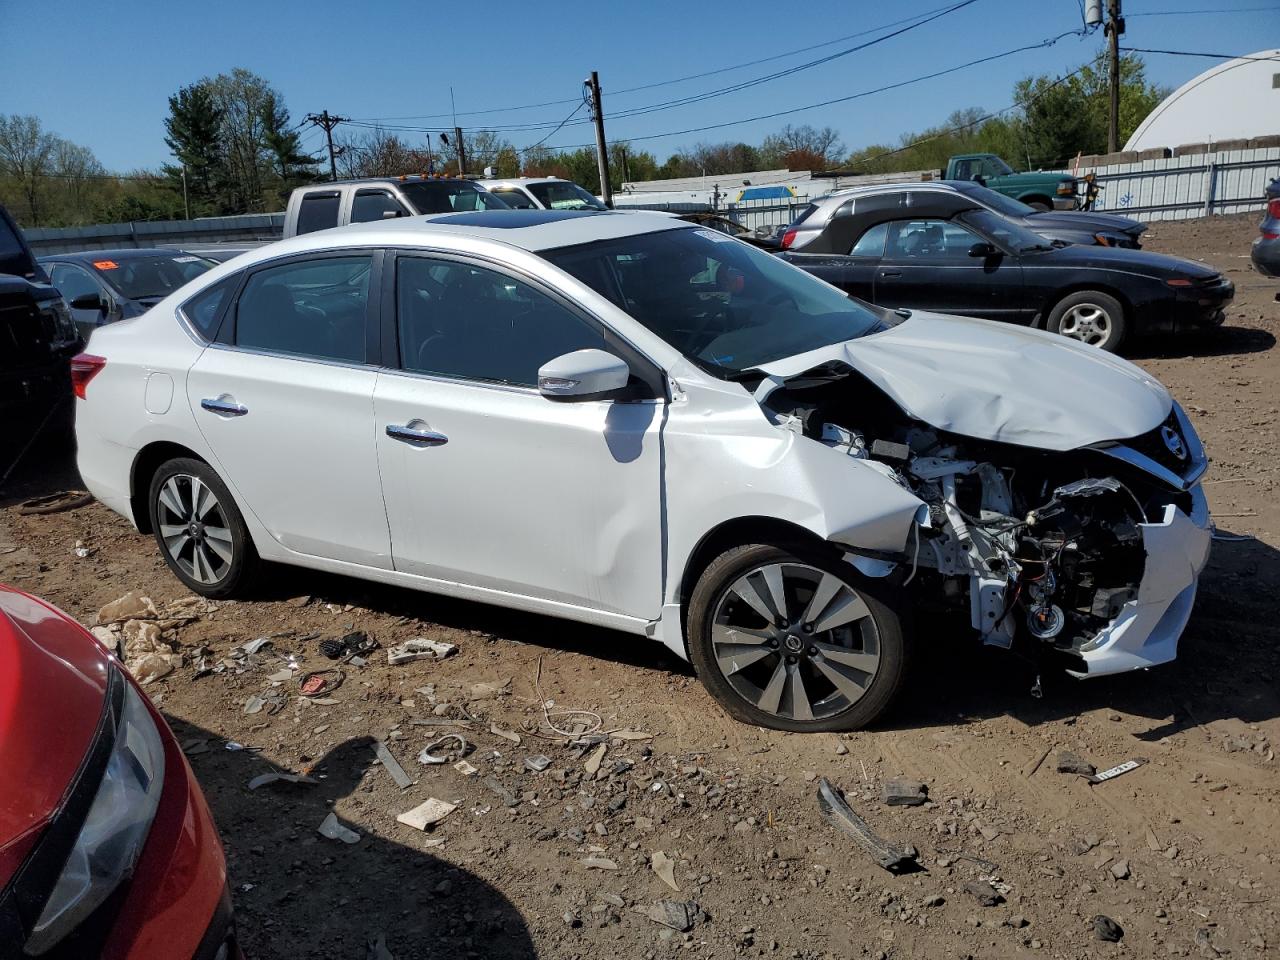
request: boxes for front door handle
[879,270,903,279]
[200,396,248,417]
[386,423,448,447]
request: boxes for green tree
[0,114,56,225]
[163,82,226,215]
[261,92,319,204]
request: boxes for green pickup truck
[943,154,1079,211]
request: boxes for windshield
[986,156,1014,176]
[542,227,895,376]
[93,253,215,300]
[962,183,1035,218]
[398,181,510,214]
[527,181,607,211]
[959,209,1054,253]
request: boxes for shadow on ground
[168,724,537,960]
[1128,323,1276,360]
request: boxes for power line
[1127,5,1280,16]
[525,27,1087,153]
[1123,46,1280,61]
[522,99,589,153]
[345,1,980,126]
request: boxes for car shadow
[166,724,538,959]
[1127,323,1275,360]
[0,400,78,510]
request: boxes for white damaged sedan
[74,210,1211,730]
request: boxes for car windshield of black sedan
[960,209,1055,253]
[93,254,215,300]
[543,228,894,375]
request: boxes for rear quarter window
[296,192,341,234]
[181,275,239,340]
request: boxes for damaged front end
[760,363,1211,677]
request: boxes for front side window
[490,188,536,209]
[234,256,371,362]
[50,263,102,301]
[884,219,982,260]
[396,257,605,386]
[526,181,607,211]
[351,191,407,223]
[543,227,895,376]
[296,192,341,234]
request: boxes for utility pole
[180,165,190,220]
[1105,0,1124,153]
[585,71,613,208]
[306,110,348,181]
[454,126,466,176]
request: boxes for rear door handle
[386,423,448,447]
[200,397,248,417]
[879,270,903,279]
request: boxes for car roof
[478,177,565,187]
[295,209,694,254]
[38,248,209,264]
[820,180,969,203]
[304,177,478,188]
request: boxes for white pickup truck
[283,176,508,237]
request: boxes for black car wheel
[148,457,257,598]
[687,543,911,732]
[1047,290,1127,352]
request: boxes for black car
[1251,177,1279,279]
[947,180,1146,249]
[780,185,1232,352]
[39,248,216,341]
[0,204,82,414]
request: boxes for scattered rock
[651,850,680,891]
[881,778,928,806]
[1056,751,1096,777]
[646,900,706,932]
[580,857,618,870]
[1110,859,1131,880]
[1092,914,1123,942]
[963,881,1004,907]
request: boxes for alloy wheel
[709,562,881,722]
[156,474,234,585]
[1058,302,1112,345]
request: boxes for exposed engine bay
[760,364,1177,666]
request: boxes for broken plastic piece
[453,759,478,777]
[387,637,458,665]
[247,772,317,790]
[817,778,918,873]
[374,740,414,789]
[1090,758,1147,784]
[524,755,551,772]
[299,669,343,697]
[418,734,470,765]
[396,797,457,831]
[317,812,360,844]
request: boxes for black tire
[147,457,257,598]
[1046,289,1127,352]
[687,543,912,732]
[1026,199,1052,212]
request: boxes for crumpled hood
[754,311,1172,452]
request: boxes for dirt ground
[2,213,1278,960]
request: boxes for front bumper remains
[1071,483,1211,677]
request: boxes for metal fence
[1082,146,1280,221]
[721,196,812,232]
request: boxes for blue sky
[2,0,1277,171]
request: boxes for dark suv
[0,204,82,412]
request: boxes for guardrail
[25,213,284,255]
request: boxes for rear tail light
[70,354,106,399]
[1268,198,1280,219]
[781,228,797,249]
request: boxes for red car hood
[0,586,111,887]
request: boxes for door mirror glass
[538,349,630,401]
[968,241,998,258]
[69,292,106,312]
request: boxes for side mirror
[970,174,987,187]
[381,209,404,219]
[968,241,999,258]
[69,292,107,312]
[538,349,630,401]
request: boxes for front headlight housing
[25,675,166,955]
[1056,182,1076,196]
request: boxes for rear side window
[234,257,371,362]
[296,192,341,234]
[182,275,239,340]
[790,203,819,227]
[849,222,888,257]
